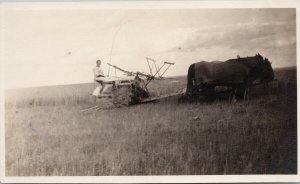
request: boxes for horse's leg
[234,84,247,100]
[202,85,215,102]
[238,84,247,101]
[231,87,237,103]
[186,64,195,95]
[209,85,216,101]
[263,82,268,94]
[228,85,238,103]
[243,87,249,101]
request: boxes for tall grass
[5,67,297,175]
[5,83,96,108]
[5,94,297,175]
[5,77,186,109]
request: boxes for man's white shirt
[93,66,104,78]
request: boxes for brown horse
[186,53,274,100]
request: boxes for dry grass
[5,67,297,175]
[4,77,186,109]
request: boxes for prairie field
[5,67,297,175]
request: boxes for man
[93,59,105,80]
[92,60,105,97]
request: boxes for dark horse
[186,53,274,100]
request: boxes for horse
[186,53,274,101]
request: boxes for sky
[1,5,296,88]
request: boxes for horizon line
[3,65,296,90]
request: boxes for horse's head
[254,54,274,82]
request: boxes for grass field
[5,67,297,175]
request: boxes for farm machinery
[82,58,177,111]
[82,54,276,112]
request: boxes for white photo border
[0,0,299,183]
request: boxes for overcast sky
[2,6,296,88]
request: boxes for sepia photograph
[0,1,299,183]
